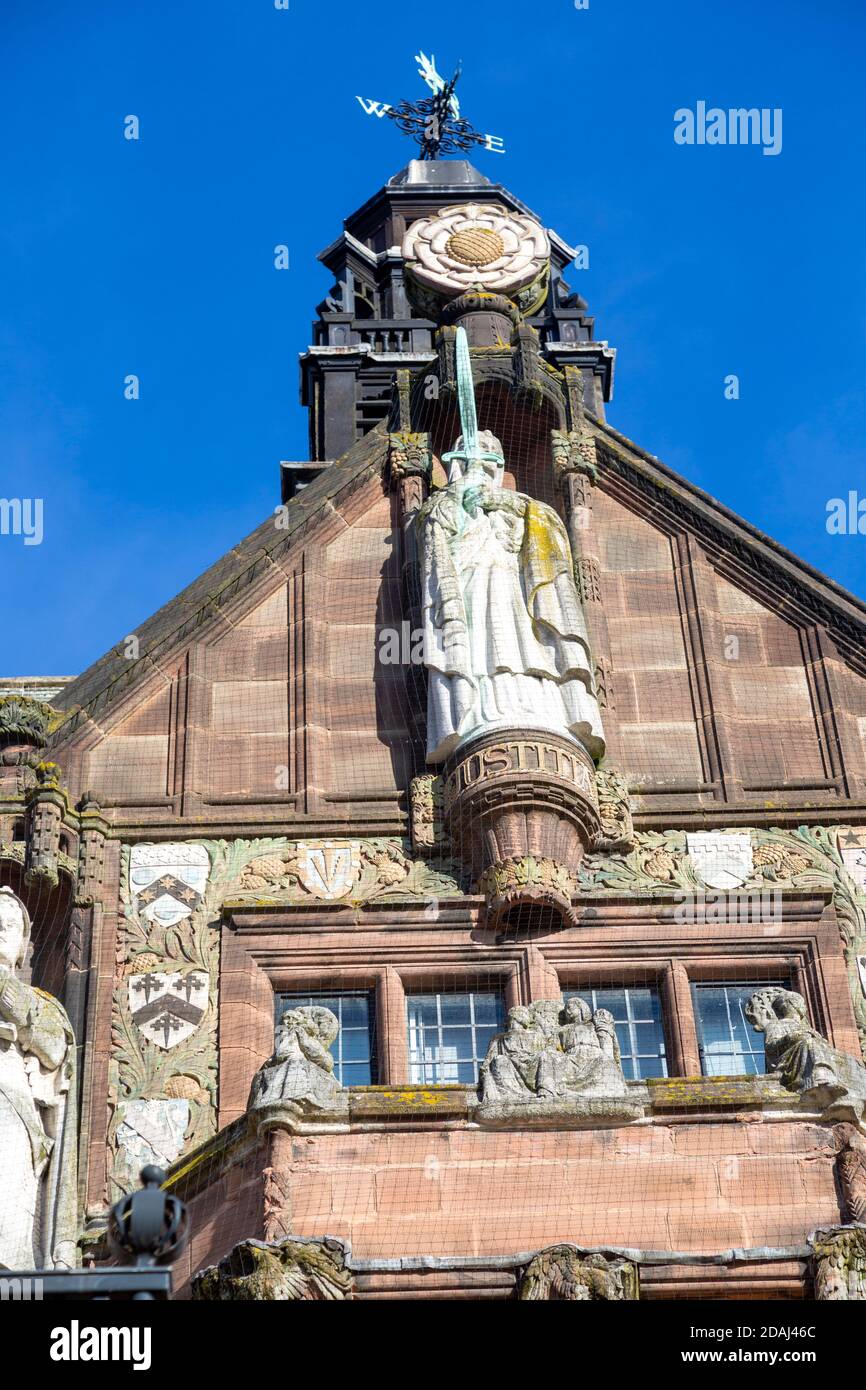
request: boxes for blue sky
[1,0,864,675]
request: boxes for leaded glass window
[564,986,668,1080]
[406,990,504,1085]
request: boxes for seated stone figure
[479,996,630,1108]
[745,987,866,1120]
[249,1006,342,1115]
[480,1002,557,1104]
[537,998,629,1100]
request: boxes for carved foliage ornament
[388,431,432,484]
[409,774,445,852]
[520,1246,639,1301]
[581,825,866,1053]
[594,766,634,852]
[813,1226,866,1301]
[476,856,576,906]
[192,1237,352,1302]
[551,428,599,484]
[234,838,460,902]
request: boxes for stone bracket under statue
[415,323,606,929]
[442,729,601,929]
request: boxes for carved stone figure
[537,997,629,1101]
[834,1124,866,1223]
[480,1003,556,1102]
[745,987,866,1120]
[248,1006,344,1119]
[595,765,634,852]
[193,1236,352,1301]
[0,887,78,1269]
[812,1226,866,1300]
[417,330,604,765]
[520,1245,639,1301]
[478,996,639,1121]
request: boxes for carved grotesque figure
[745,987,866,1120]
[520,1245,639,1301]
[0,887,77,1269]
[248,1006,342,1116]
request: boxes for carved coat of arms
[129,844,210,927]
[295,841,361,900]
[686,832,753,890]
[127,970,210,1049]
[840,829,866,895]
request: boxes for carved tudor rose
[402,203,550,313]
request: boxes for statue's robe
[419,483,605,763]
[764,1017,866,1109]
[0,980,77,1270]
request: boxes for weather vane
[356,51,505,160]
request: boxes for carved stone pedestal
[442,729,601,928]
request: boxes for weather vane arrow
[356,51,505,159]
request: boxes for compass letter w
[356,97,392,118]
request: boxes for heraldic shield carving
[129,843,211,928]
[296,841,361,900]
[127,969,210,1050]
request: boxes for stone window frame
[554,943,838,1080]
[218,917,521,1123]
[218,891,856,1123]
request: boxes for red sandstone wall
[283,1119,836,1261]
